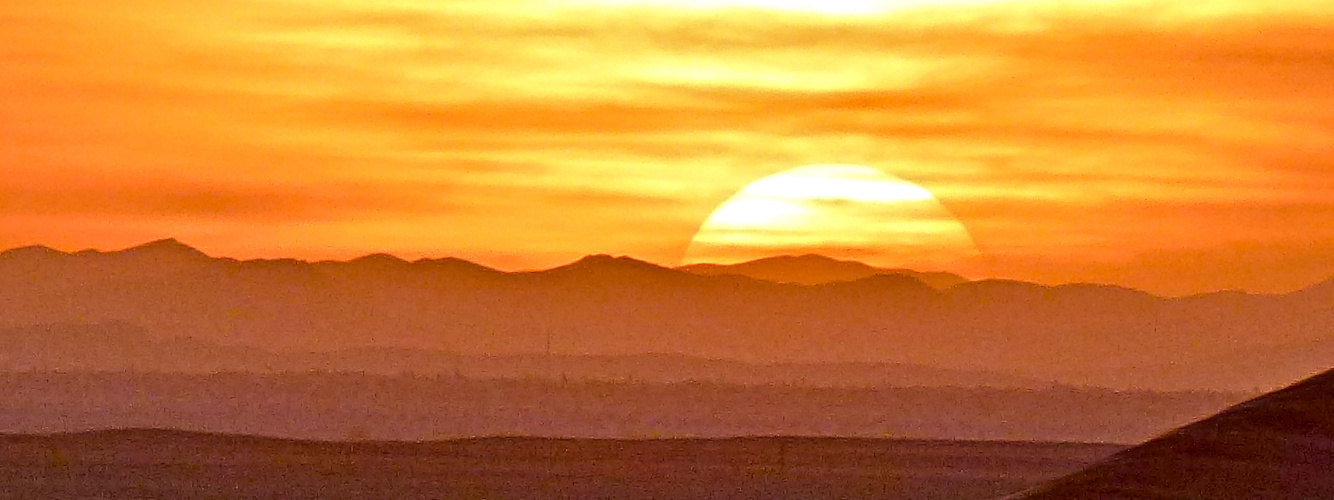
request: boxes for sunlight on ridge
[685,165,981,272]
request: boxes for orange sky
[3,1,1334,295]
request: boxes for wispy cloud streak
[1,0,1332,292]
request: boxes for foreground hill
[0,430,1122,500]
[1011,367,1334,498]
[2,240,1331,389]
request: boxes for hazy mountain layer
[2,239,1331,390]
[0,372,1246,443]
[0,323,1048,389]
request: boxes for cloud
[1,0,1332,292]
[0,181,460,221]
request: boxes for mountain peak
[348,253,410,266]
[412,257,501,274]
[572,254,661,269]
[544,254,677,277]
[0,244,67,261]
[575,254,628,264]
[114,239,211,260]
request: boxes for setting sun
[684,165,981,272]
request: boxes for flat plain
[0,430,1122,500]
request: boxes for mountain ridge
[677,254,971,289]
[13,239,1326,297]
[2,239,1332,390]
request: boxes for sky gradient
[3,1,1334,295]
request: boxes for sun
[683,165,980,272]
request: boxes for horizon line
[2,237,1330,298]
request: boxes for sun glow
[684,165,981,272]
[571,0,1014,16]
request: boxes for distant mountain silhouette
[1010,367,1334,499]
[677,254,970,288]
[345,252,411,267]
[412,256,504,276]
[0,244,64,261]
[0,239,1331,390]
[537,254,693,283]
[110,238,212,260]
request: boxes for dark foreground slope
[0,430,1119,500]
[1010,367,1334,499]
